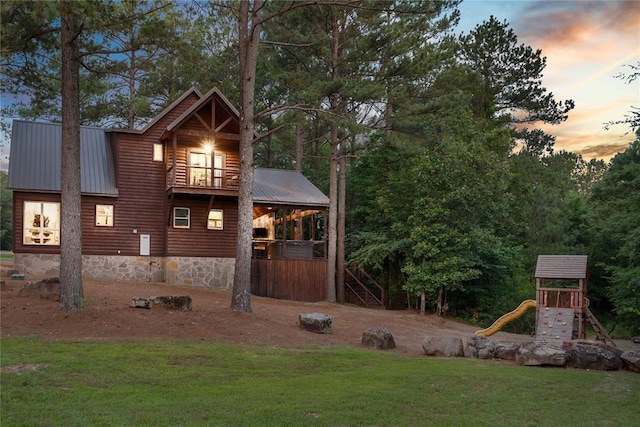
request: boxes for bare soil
[1,277,534,355]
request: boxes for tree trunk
[59,0,83,311]
[325,122,338,303]
[231,0,262,313]
[336,148,345,303]
[420,291,426,315]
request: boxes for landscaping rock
[467,335,496,359]
[515,342,566,366]
[422,336,464,357]
[361,327,396,350]
[298,313,332,334]
[494,341,521,361]
[129,296,192,311]
[620,350,640,373]
[563,341,623,371]
[18,278,60,301]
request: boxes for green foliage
[588,138,640,335]
[2,338,639,426]
[0,170,12,251]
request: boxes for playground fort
[476,255,614,347]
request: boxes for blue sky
[456,0,640,160]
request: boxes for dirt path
[1,278,538,355]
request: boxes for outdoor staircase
[584,308,616,347]
[344,268,385,309]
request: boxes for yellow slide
[475,299,537,337]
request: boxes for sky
[1,1,638,169]
[456,0,640,161]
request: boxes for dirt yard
[1,277,539,356]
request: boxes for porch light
[203,143,213,154]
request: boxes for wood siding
[167,197,238,257]
[251,258,327,302]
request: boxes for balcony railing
[537,287,585,311]
[166,164,240,191]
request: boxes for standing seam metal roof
[253,168,329,207]
[7,120,118,196]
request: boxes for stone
[361,327,396,350]
[467,335,496,359]
[563,341,623,371]
[494,341,521,361]
[18,277,60,301]
[422,336,464,357]
[516,342,566,366]
[129,296,192,311]
[298,313,332,334]
[620,350,640,373]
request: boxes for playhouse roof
[535,255,588,280]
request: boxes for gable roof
[535,255,588,280]
[7,120,118,196]
[253,168,329,208]
[165,87,239,133]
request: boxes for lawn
[1,337,638,426]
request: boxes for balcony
[166,164,240,196]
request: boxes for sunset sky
[457,0,640,160]
[1,1,638,169]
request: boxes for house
[8,87,330,301]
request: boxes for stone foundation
[13,254,234,290]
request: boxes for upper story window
[173,207,190,228]
[23,201,60,245]
[208,209,224,230]
[96,204,114,226]
[153,143,163,161]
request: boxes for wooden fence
[251,258,327,302]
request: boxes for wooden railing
[345,268,385,309]
[537,287,585,312]
[166,164,239,190]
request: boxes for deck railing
[166,164,240,190]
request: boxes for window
[173,207,190,228]
[208,209,224,230]
[153,143,163,161]
[189,151,210,186]
[23,201,60,245]
[96,204,114,226]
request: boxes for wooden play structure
[535,255,614,346]
[476,255,614,347]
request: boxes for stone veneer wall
[165,256,235,290]
[13,254,234,290]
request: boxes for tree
[459,16,574,155]
[588,136,640,336]
[0,171,12,251]
[604,61,640,132]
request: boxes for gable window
[23,201,60,245]
[173,207,190,228]
[96,204,114,226]
[153,143,163,161]
[208,209,224,230]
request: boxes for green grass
[0,251,12,261]
[1,337,638,426]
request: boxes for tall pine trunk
[59,0,83,311]
[231,0,262,313]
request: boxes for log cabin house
[7,87,330,301]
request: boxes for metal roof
[535,255,588,279]
[7,120,118,196]
[253,168,329,208]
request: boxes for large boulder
[361,327,396,350]
[467,335,496,359]
[422,336,464,357]
[515,342,566,366]
[620,350,640,373]
[563,341,623,371]
[494,341,522,361]
[298,313,332,334]
[18,278,60,301]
